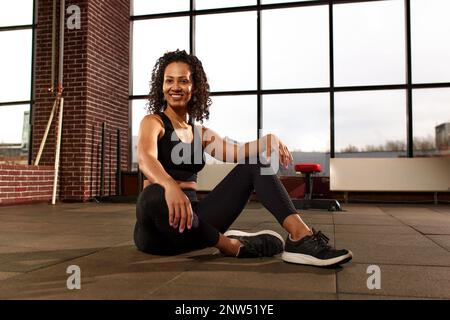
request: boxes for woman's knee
[134,222,176,255]
[136,183,166,220]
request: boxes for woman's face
[163,62,194,111]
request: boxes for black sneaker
[282,229,353,267]
[224,230,285,258]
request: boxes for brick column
[33,0,130,202]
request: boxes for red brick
[3,1,129,206]
[23,0,130,204]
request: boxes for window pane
[262,6,329,89]
[132,18,190,95]
[0,0,33,27]
[263,94,329,152]
[131,99,148,170]
[262,93,330,175]
[335,90,407,157]
[0,105,30,165]
[196,0,255,10]
[334,0,406,86]
[196,12,257,91]
[411,0,450,83]
[0,30,32,103]
[199,95,257,144]
[413,88,450,156]
[133,0,189,15]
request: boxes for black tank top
[156,112,206,182]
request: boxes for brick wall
[0,165,54,205]
[32,0,130,202]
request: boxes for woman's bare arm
[201,126,267,162]
[138,115,193,232]
[137,115,174,187]
[201,126,293,167]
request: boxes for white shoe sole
[224,230,285,247]
[282,250,353,267]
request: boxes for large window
[130,0,450,173]
[0,0,34,165]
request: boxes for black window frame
[129,0,450,170]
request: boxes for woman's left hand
[265,134,293,169]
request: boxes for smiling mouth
[169,94,183,100]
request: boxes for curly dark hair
[147,49,211,123]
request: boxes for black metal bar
[28,0,37,165]
[0,24,34,32]
[333,84,407,92]
[305,172,312,200]
[257,0,262,139]
[28,123,33,165]
[130,82,450,101]
[128,10,134,173]
[212,90,261,96]
[116,129,122,196]
[128,101,132,172]
[109,131,112,196]
[131,10,192,21]
[188,0,196,126]
[100,122,106,197]
[137,165,143,193]
[329,0,335,158]
[0,101,32,107]
[405,0,413,157]
[90,124,95,198]
[131,0,363,21]
[259,0,331,10]
[332,0,387,4]
[129,94,149,100]
[412,82,450,89]
[189,0,195,55]
[130,0,390,21]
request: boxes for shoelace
[311,228,331,248]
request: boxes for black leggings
[133,162,297,255]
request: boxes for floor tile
[335,232,450,266]
[337,263,450,299]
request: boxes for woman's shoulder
[142,113,164,127]
[140,114,165,140]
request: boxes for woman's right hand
[164,181,193,233]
